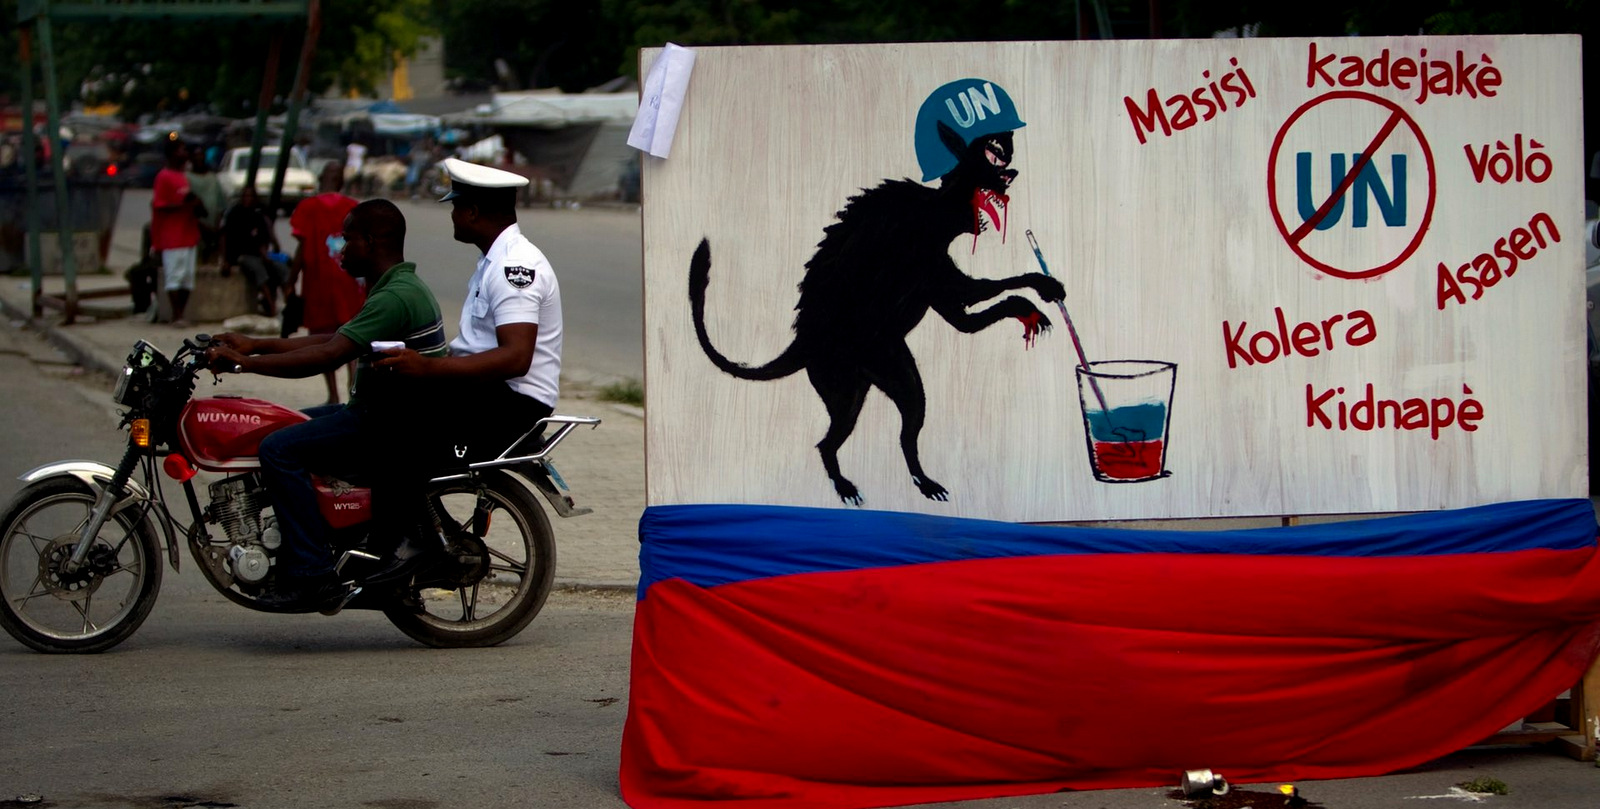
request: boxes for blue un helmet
[914,78,1025,182]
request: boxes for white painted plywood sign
[640,37,1586,522]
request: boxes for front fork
[65,444,141,572]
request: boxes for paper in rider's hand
[370,341,405,353]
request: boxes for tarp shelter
[369,113,440,138]
[306,101,440,142]
[279,99,388,161]
[443,91,638,199]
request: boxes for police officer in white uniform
[376,158,561,461]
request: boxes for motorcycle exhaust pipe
[335,549,381,577]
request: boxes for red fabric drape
[622,549,1600,809]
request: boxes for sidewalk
[0,274,644,590]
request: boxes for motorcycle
[0,335,600,653]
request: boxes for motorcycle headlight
[113,365,135,405]
[114,341,169,408]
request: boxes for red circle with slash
[1267,91,1436,280]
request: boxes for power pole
[270,0,324,215]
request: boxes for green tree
[323,0,436,96]
[6,0,434,120]
[430,0,635,92]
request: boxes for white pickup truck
[216,146,318,212]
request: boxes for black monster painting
[690,79,1065,505]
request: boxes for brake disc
[37,536,114,601]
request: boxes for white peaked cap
[438,157,529,201]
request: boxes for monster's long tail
[689,238,806,381]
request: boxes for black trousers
[238,254,288,288]
[361,379,553,542]
[429,380,554,467]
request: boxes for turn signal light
[163,453,197,482]
[131,418,150,447]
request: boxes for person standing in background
[290,135,311,171]
[406,136,433,199]
[187,146,227,264]
[344,137,368,194]
[288,163,364,404]
[151,134,205,327]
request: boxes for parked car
[217,146,317,213]
[62,139,117,180]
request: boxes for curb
[0,295,125,378]
[554,581,638,594]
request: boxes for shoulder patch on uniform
[504,266,535,289]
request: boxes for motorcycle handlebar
[171,334,223,378]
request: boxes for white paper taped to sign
[628,43,696,159]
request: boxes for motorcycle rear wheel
[383,470,556,648]
[0,477,163,654]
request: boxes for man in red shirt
[150,135,205,326]
[288,163,365,404]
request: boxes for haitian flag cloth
[621,499,1600,809]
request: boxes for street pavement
[0,201,645,590]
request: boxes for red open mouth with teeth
[969,140,1015,251]
[971,188,1009,252]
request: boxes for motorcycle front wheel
[0,477,163,654]
[383,470,556,648]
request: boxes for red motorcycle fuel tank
[178,397,310,471]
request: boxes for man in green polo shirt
[207,199,447,607]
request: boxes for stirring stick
[1025,229,1108,413]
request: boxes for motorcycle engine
[207,474,278,584]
